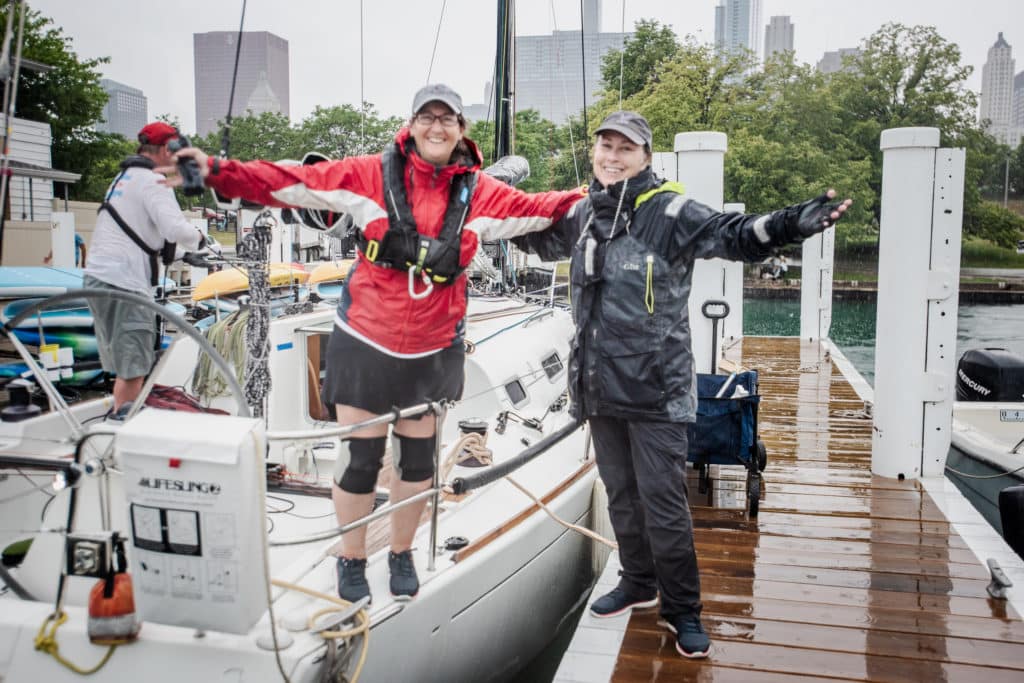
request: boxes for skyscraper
[980,33,1018,146]
[193,31,290,137]
[514,0,630,124]
[1013,71,1024,130]
[816,48,861,74]
[763,16,794,62]
[97,79,147,139]
[714,0,763,60]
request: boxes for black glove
[768,193,844,244]
[182,252,218,268]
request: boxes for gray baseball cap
[412,83,463,115]
[595,110,652,149]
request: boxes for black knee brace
[392,432,435,483]
[335,436,386,494]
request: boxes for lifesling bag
[97,157,178,288]
[356,142,478,285]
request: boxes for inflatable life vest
[356,142,478,285]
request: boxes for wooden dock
[555,336,1024,682]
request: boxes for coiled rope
[34,612,117,675]
[192,309,250,401]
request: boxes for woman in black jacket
[518,110,851,658]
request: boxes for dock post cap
[880,127,940,151]
[674,131,728,153]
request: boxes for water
[744,298,1024,384]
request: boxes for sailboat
[0,2,603,680]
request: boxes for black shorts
[321,328,465,417]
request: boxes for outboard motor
[955,348,1024,401]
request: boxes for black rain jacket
[516,167,778,422]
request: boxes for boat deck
[555,335,1024,682]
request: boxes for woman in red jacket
[169,84,582,605]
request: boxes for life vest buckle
[365,239,380,262]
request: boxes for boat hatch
[505,379,527,406]
[297,327,331,421]
[541,351,563,380]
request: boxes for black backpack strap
[98,200,160,288]
[97,165,176,288]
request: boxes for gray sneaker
[336,557,371,604]
[388,549,419,600]
[660,614,711,659]
[589,585,658,618]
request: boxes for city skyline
[28,1,1024,136]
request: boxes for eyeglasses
[413,112,460,128]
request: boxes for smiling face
[592,131,650,188]
[409,102,464,166]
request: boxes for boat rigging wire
[359,0,365,148]
[578,0,588,146]
[548,1,580,186]
[219,0,248,159]
[619,0,626,108]
[425,0,448,83]
[0,1,26,263]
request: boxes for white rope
[440,431,616,549]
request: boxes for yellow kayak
[192,263,310,302]
[307,259,355,286]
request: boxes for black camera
[167,135,206,197]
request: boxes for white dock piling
[871,127,965,479]
[674,132,732,374]
[799,226,835,342]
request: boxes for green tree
[297,104,402,159]
[546,115,589,190]
[600,19,679,100]
[470,109,564,192]
[623,38,756,148]
[965,200,1024,248]
[195,111,302,162]
[64,132,135,200]
[1,4,111,199]
[725,52,875,225]
[830,23,982,226]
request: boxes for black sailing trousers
[589,416,702,619]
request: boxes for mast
[492,0,514,161]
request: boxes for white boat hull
[0,297,600,681]
[946,401,1024,535]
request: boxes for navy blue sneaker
[388,550,419,600]
[660,614,711,658]
[336,557,371,604]
[589,585,658,618]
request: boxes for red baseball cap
[137,121,178,146]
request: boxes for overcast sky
[29,0,1024,134]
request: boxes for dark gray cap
[412,83,463,115]
[595,110,652,149]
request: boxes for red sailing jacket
[206,128,582,356]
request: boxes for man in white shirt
[84,122,206,414]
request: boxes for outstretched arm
[679,189,853,263]
[160,147,380,218]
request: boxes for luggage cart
[688,299,766,516]
[687,370,767,516]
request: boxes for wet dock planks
[556,336,1024,682]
